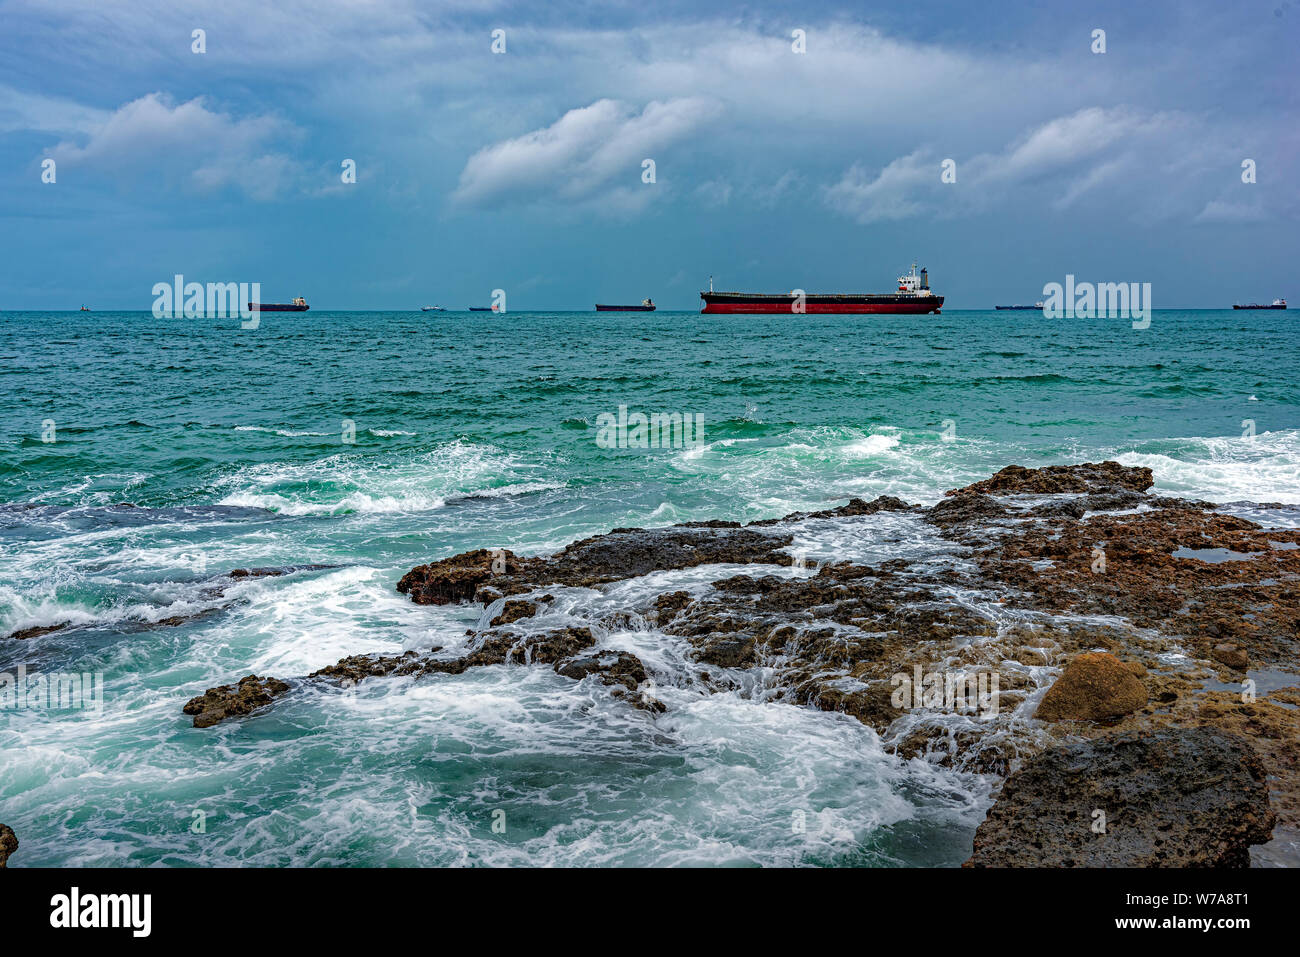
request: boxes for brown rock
[490,600,539,627]
[182,674,291,728]
[555,651,665,712]
[399,527,794,608]
[746,494,920,526]
[653,591,693,624]
[965,728,1276,867]
[7,623,69,640]
[925,493,1009,527]
[0,824,16,867]
[949,461,1154,497]
[1211,643,1249,670]
[397,549,514,605]
[228,564,335,579]
[1035,652,1148,722]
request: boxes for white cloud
[452,97,719,210]
[979,107,1147,183]
[694,179,732,208]
[46,93,298,200]
[824,152,932,222]
[754,171,803,207]
[4,5,1294,226]
[824,107,1227,224]
[1194,200,1268,223]
[0,86,110,135]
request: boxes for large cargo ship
[1233,299,1286,310]
[700,263,943,314]
[596,298,655,312]
[248,296,309,312]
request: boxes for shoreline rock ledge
[178,460,1299,866]
[965,729,1277,867]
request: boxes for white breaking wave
[0,581,231,637]
[212,440,560,515]
[671,424,1300,516]
[233,426,335,437]
[1115,429,1300,504]
[843,433,901,457]
[668,424,1004,514]
[216,489,450,516]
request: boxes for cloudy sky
[1,0,1296,309]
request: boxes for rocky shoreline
[182,462,1300,866]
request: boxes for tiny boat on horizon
[596,298,656,312]
[1233,298,1286,310]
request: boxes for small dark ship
[595,298,655,312]
[248,296,309,312]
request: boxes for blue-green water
[1,309,1297,866]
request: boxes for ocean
[1,308,1297,866]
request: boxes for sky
[0,0,1296,310]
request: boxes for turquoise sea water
[1,309,1297,866]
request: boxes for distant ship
[421,305,445,312]
[248,296,309,312]
[995,302,1045,310]
[79,305,90,312]
[595,298,655,312]
[468,306,494,312]
[1233,299,1286,310]
[700,263,942,314]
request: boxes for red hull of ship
[701,295,943,315]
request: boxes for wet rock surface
[950,462,1154,496]
[0,823,16,867]
[185,461,1300,865]
[182,674,291,728]
[966,729,1276,867]
[1035,652,1149,722]
[398,526,796,605]
[7,623,69,640]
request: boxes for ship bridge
[897,263,931,296]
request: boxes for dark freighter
[700,263,943,314]
[248,296,309,312]
[596,298,656,312]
